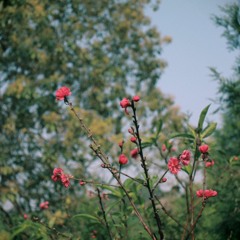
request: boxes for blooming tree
[45,86,218,239]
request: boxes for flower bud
[130,137,137,143]
[130,148,139,159]
[199,144,209,153]
[79,180,86,186]
[161,177,167,183]
[118,140,124,148]
[119,154,128,165]
[132,95,140,102]
[128,128,134,135]
[161,144,167,152]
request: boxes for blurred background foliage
[0,0,239,239]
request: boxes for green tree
[202,3,240,239]
[0,0,186,238]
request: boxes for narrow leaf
[197,104,211,132]
[201,122,217,138]
[156,119,163,136]
[188,124,197,138]
[170,133,195,139]
[72,214,100,223]
[141,141,153,149]
[182,165,192,175]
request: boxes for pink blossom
[130,136,137,143]
[196,189,218,199]
[199,144,209,153]
[51,168,71,188]
[55,86,71,101]
[119,154,128,165]
[120,98,131,114]
[132,95,140,102]
[40,201,49,210]
[168,157,181,174]
[61,174,70,188]
[161,144,167,152]
[120,98,131,108]
[130,148,139,159]
[180,150,191,166]
[205,160,214,168]
[51,168,63,182]
[23,214,28,219]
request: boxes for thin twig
[154,196,189,232]
[152,169,169,193]
[97,188,113,240]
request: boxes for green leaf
[72,214,101,223]
[141,141,154,149]
[156,119,163,136]
[197,104,211,132]
[201,122,217,138]
[169,133,195,140]
[188,124,197,138]
[101,186,124,198]
[182,165,192,175]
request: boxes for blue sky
[147,0,237,125]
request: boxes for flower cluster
[120,96,140,114]
[168,150,191,174]
[51,168,71,188]
[40,201,49,210]
[196,189,218,199]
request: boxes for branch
[66,100,156,240]
[97,188,113,240]
[131,101,164,240]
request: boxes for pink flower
[196,189,218,199]
[51,168,71,188]
[199,144,209,153]
[61,174,70,188]
[161,144,167,152]
[55,86,71,101]
[130,148,139,159]
[130,137,137,143]
[168,157,181,174]
[205,160,214,168]
[40,201,49,210]
[180,150,191,166]
[23,214,28,219]
[51,168,63,181]
[119,154,128,165]
[132,95,140,102]
[120,98,131,114]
